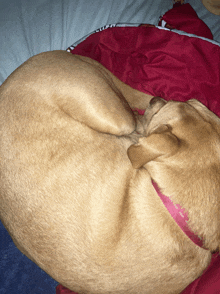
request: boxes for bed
[1,0,220,293]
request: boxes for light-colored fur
[201,0,220,15]
[0,50,219,294]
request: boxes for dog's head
[128,98,220,251]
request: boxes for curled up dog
[0,51,220,294]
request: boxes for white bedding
[0,0,220,85]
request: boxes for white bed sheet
[0,0,220,85]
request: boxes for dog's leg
[2,51,154,136]
[67,53,154,134]
[53,52,137,136]
[2,51,137,136]
[79,54,154,111]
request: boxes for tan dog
[0,50,220,294]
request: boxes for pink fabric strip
[152,181,204,248]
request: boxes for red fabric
[57,24,220,294]
[56,284,78,294]
[152,181,204,248]
[70,26,220,117]
[161,3,213,40]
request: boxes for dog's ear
[127,125,180,169]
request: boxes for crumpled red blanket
[160,3,213,40]
[57,5,220,294]
[69,26,220,117]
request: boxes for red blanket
[57,16,220,294]
[160,3,213,40]
[69,26,220,117]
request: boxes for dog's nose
[149,97,166,107]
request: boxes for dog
[0,50,220,294]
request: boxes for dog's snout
[149,97,166,108]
